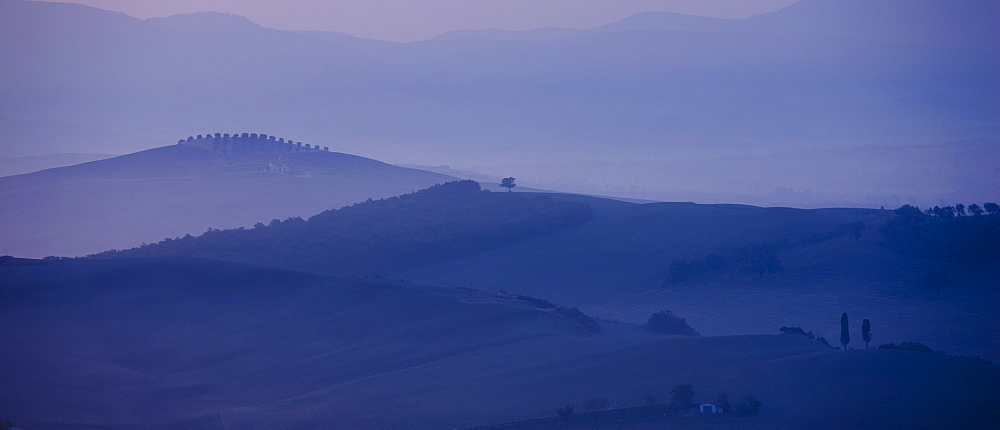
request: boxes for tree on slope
[840,313,850,351]
[862,319,871,349]
[500,177,516,192]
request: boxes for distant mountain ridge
[1,0,995,209]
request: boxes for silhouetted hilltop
[0,143,458,257]
[93,180,593,275]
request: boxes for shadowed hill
[0,257,606,428]
[0,144,458,257]
[86,184,1000,361]
[400,200,1000,361]
[2,257,997,429]
[593,226,1000,362]
[401,199,886,304]
[93,180,593,275]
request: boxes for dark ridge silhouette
[92,180,594,275]
[879,204,1000,261]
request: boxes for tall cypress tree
[862,319,871,349]
[840,313,850,351]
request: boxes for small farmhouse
[700,403,722,414]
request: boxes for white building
[700,403,723,414]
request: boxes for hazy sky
[40,0,798,41]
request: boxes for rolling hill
[0,153,116,177]
[402,201,1000,362]
[0,142,458,257]
[2,257,997,429]
[90,181,1000,362]
[94,180,593,275]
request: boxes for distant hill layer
[0,144,457,257]
[93,180,594,275]
[93,179,873,281]
[1,257,997,429]
[1,0,995,198]
[0,152,115,177]
[84,179,1000,361]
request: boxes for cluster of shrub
[645,310,699,336]
[496,290,557,309]
[496,291,601,333]
[877,342,933,353]
[554,307,602,333]
[779,326,836,349]
[662,221,866,285]
[782,323,936,354]
[879,203,1000,261]
[91,181,593,276]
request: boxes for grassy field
[591,228,1000,362]
[2,258,997,429]
[401,195,885,305]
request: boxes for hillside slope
[0,257,609,428]
[401,198,886,303]
[403,203,1000,361]
[0,152,116,177]
[93,181,593,275]
[2,257,997,429]
[593,229,1000,362]
[0,144,457,257]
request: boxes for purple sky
[40,0,798,41]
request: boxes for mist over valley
[1,1,998,428]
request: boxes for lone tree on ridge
[862,319,871,349]
[500,177,516,192]
[840,313,850,351]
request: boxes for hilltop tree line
[90,181,593,276]
[178,132,330,152]
[879,203,1000,261]
[495,290,602,333]
[786,314,938,353]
